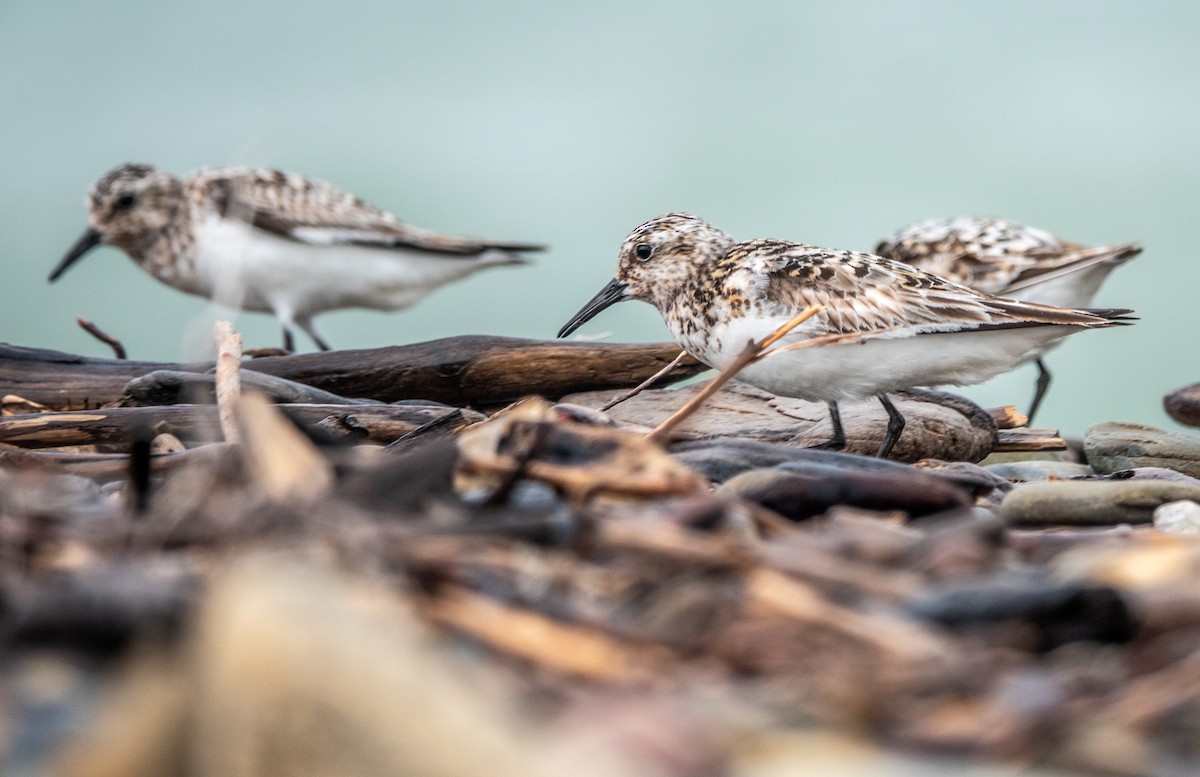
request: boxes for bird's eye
[113,192,137,211]
[634,243,653,261]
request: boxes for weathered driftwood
[0,338,705,410]
[987,405,1029,430]
[0,403,481,450]
[563,381,998,463]
[455,397,707,502]
[118,369,383,408]
[0,440,235,482]
[1165,382,1200,427]
[994,428,1069,452]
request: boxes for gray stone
[1085,422,1200,479]
[719,465,970,521]
[1000,480,1200,526]
[1094,467,1200,487]
[985,461,1094,482]
[1153,500,1200,535]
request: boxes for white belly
[686,314,1085,402]
[189,217,512,318]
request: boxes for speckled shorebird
[50,163,543,351]
[875,217,1141,421]
[558,213,1134,458]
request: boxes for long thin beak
[48,228,103,282]
[557,278,629,338]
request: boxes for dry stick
[645,306,822,446]
[598,348,691,412]
[212,321,243,444]
[759,325,900,355]
[75,317,127,360]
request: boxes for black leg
[282,327,295,353]
[1027,358,1051,425]
[810,400,847,450]
[876,394,906,459]
[298,318,332,352]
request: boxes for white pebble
[1153,500,1200,535]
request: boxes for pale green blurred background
[1,2,1196,436]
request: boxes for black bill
[48,227,103,282]
[557,277,629,338]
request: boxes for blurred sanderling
[876,216,1140,421]
[50,163,543,351]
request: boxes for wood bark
[0,338,705,411]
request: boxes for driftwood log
[0,338,705,411]
[0,403,482,450]
[117,369,384,408]
[0,440,234,482]
[563,381,999,463]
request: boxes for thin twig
[645,306,822,446]
[213,320,243,444]
[75,317,127,360]
[599,349,691,412]
[755,326,896,357]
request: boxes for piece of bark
[3,394,50,416]
[563,381,998,463]
[987,406,1028,430]
[0,338,705,411]
[455,398,707,502]
[994,428,1069,452]
[1165,383,1200,427]
[0,403,476,450]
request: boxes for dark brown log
[1165,382,1200,427]
[0,403,480,450]
[0,338,705,411]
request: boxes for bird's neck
[652,261,750,362]
[128,206,199,291]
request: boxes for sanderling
[558,213,1133,458]
[50,163,543,351]
[875,216,1141,421]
